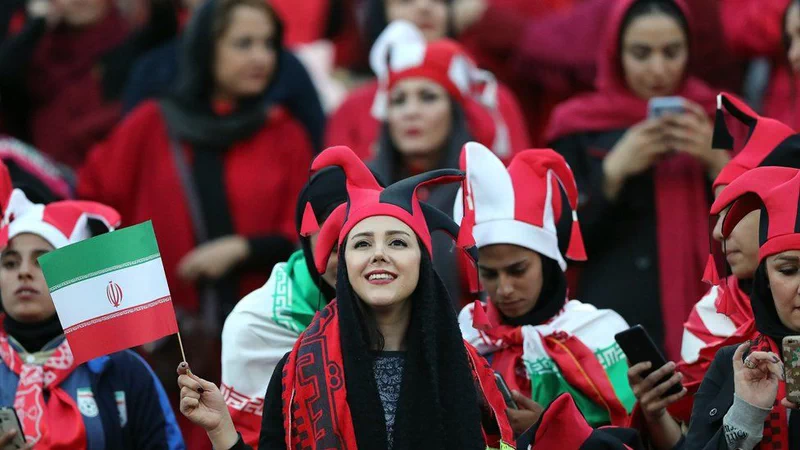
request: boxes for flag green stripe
[39,221,161,289]
[48,253,160,292]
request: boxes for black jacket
[552,130,664,348]
[682,345,737,450]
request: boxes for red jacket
[77,101,312,311]
[325,80,530,163]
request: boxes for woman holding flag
[0,189,184,449]
[178,145,517,450]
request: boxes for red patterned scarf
[750,334,789,450]
[282,301,516,449]
[472,300,629,427]
[0,330,86,449]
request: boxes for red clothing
[77,101,312,312]
[26,11,130,168]
[325,80,530,163]
[545,0,717,361]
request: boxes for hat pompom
[567,212,587,262]
[712,104,734,151]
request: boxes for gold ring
[744,359,757,369]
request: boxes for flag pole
[176,330,188,364]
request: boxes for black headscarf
[751,261,798,346]
[158,0,324,151]
[336,244,486,450]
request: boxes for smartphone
[614,325,682,397]
[493,372,518,410]
[648,96,686,119]
[0,407,26,449]
[783,336,800,404]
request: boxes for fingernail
[179,362,188,368]
[773,356,780,363]
[197,386,204,394]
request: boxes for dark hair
[618,0,690,55]
[363,0,455,61]
[212,0,284,49]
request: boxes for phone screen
[493,372,518,410]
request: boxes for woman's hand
[628,361,687,422]
[505,390,544,437]
[733,342,784,410]
[603,119,671,199]
[177,236,250,282]
[662,100,728,177]
[0,429,33,450]
[177,362,239,450]
[627,361,685,449]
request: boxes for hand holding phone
[648,96,686,119]
[0,408,26,450]
[615,325,683,398]
[493,372,518,410]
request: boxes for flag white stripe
[52,258,170,329]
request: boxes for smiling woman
[176,146,517,450]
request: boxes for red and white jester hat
[711,92,796,190]
[370,20,510,158]
[299,146,479,288]
[711,166,800,263]
[0,189,121,249]
[453,142,586,270]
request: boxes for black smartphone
[493,372,518,410]
[0,407,26,449]
[614,325,682,397]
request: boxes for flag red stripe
[66,298,178,364]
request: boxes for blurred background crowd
[1,0,799,447]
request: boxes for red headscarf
[545,0,718,360]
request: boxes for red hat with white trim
[710,167,800,263]
[712,93,795,190]
[370,20,510,159]
[301,146,478,283]
[453,142,586,270]
[0,189,121,249]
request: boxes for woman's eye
[389,239,408,248]
[779,266,799,276]
[389,94,406,106]
[479,270,497,280]
[353,240,370,249]
[629,47,650,60]
[420,91,440,103]
[1,260,17,269]
[234,38,252,49]
[664,46,683,60]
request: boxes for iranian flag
[39,221,178,364]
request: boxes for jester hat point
[300,146,478,278]
[454,142,586,271]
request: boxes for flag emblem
[106,281,123,308]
